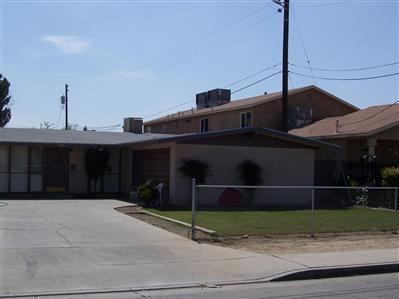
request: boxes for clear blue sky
[1,0,398,130]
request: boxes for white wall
[172,144,315,206]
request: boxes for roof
[290,104,399,139]
[0,126,340,151]
[144,85,358,125]
[0,128,175,146]
[132,126,342,151]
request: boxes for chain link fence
[190,180,399,240]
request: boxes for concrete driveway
[0,200,303,297]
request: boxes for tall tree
[0,74,11,127]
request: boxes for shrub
[137,181,157,206]
[236,159,263,186]
[381,167,399,187]
[178,158,211,184]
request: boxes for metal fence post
[395,188,398,211]
[311,187,315,237]
[191,178,197,240]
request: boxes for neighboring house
[144,85,358,134]
[290,104,399,185]
[0,123,339,206]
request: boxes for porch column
[367,137,378,157]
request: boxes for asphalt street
[5,273,398,298]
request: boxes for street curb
[269,262,399,281]
[139,209,217,235]
[2,263,397,298]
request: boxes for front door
[45,148,69,192]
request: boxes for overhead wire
[338,99,399,128]
[289,61,399,72]
[55,105,64,129]
[231,71,282,94]
[288,72,296,90]
[146,11,279,78]
[291,3,316,84]
[289,71,399,81]
[73,5,275,90]
[140,4,272,69]
[223,62,281,88]
[143,62,282,119]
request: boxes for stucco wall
[172,144,315,206]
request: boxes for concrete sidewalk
[1,200,397,298]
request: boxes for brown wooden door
[45,148,69,192]
[132,148,170,202]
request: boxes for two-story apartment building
[144,85,358,134]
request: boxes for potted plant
[137,180,157,207]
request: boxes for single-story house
[290,104,399,185]
[0,121,339,206]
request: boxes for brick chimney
[123,117,143,134]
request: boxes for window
[200,118,209,133]
[240,112,252,128]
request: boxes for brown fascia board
[144,85,358,126]
[130,127,342,152]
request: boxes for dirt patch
[210,232,399,254]
[116,205,399,254]
[116,205,211,240]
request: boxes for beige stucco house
[0,125,338,206]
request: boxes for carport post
[191,178,197,240]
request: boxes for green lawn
[146,207,399,236]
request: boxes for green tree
[0,74,11,127]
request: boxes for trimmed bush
[381,167,399,187]
[178,158,211,184]
[236,159,263,186]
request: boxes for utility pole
[274,0,290,132]
[282,0,289,132]
[65,84,69,130]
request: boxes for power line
[73,6,275,90]
[140,4,272,69]
[289,71,399,81]
[223,62,281,88]
[288,72,296,89]
[339,100,399,128]
[144,66,282,119]
[144,100,194,119]
[289,61,399,72]
[150,11,278,77]
[291,3,316,84]
[231,71,282,94]
[56,105,64,129]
